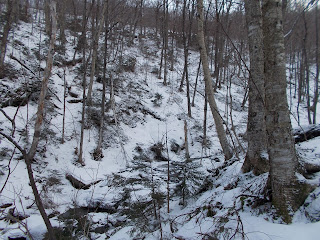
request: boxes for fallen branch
[66,174,102,190]
[293,124,320,143]
[9,54,36,75]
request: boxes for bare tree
[0,0,17,76]
[95,0,109,159]
[242,0,268,175]
[87,0,108,103]
[262,0,310,223]
[1,1,58,238]
[78,0,89,165]
[312,3,319,123]
[197,0,233,160]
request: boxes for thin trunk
[62,68,66,144]
[87,1,108,103]
[158,40,164,79]
[313,4,319,124]
[163,0,168,85]
[197,0,233,160]
[166,129,170,213]
[213,0,221,91]
[78,0,88,166]
[184,120,190,161]
[186,63,192,118]
[179,0,189,91]
[191,59,201,107]
[0,0,17,75]
[95,1,109,157]
[26,2,58,238]
[203,92,208,147]
[44,0,51,36]
[57,0,66,47]
[302,12,312,124]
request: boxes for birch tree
[242,0,269,175]
[262,0,310,223]
[196,0,233,160]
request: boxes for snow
[0,11,320,240]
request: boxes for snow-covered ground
[0,15,320,240]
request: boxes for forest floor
[1,16,320,240]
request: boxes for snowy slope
[0,15,320,240]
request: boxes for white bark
[196,0,233,160]
[262,0,309,223]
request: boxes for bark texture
[196,0,233,160]
[242,0,269,175]
[262,0,310,223]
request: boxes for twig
[0,108,16,135]
[9,54,36,76]
[0,147,17,194]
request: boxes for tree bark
[163,0,168,85]
[95,0,109,158]
[78,0,88,165]
[44,0,51,36]
[196,0,233,160]
[0,0,17,75]
[262,0,311,223]
[26,2,58,238]
[312,4,319,124]
[242,0,269,175]
[87,0,108,103]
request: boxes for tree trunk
[0,0,17,75]
[242,0,268,175]
[87,0,108,103]
[78,0,88,166]
[26,1,58,238]
[163,0,168,85]
[95,0,109,158]
[44,0,51,36]
[262,0,310,223]
[196,0,233,160]
[62,68,66,144]
[302,11,312,124]
[191,59,201,107]
[312,4,319,124]
[203,92,208,147]
[57,0,67,48]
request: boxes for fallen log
[293,124,320,143]
[304,163,320,174]
[67,99,82,104]
[66,174,102,190]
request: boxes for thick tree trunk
[242,0,268,175]
[196,0,233,160]
[262,0,310,223]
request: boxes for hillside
[1,7,320,240]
